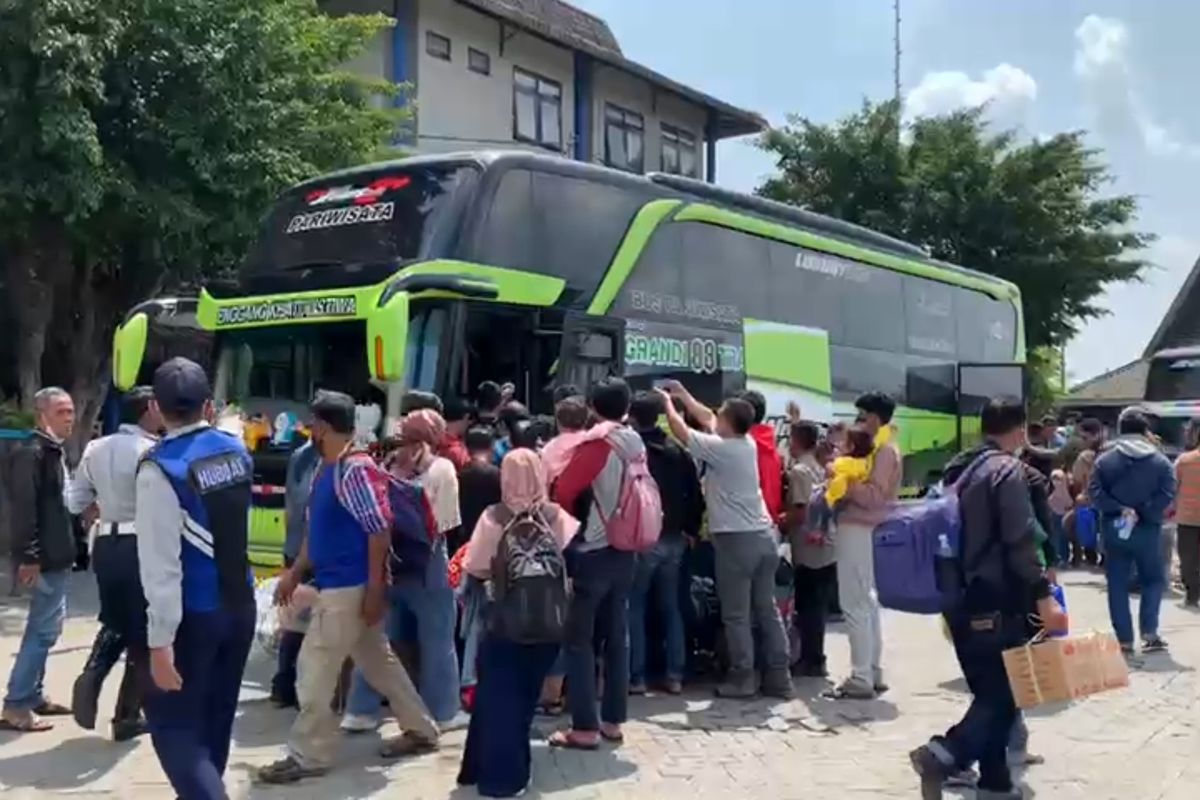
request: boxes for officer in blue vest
[135,357,255,800]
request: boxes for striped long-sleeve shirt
[333,452,394,535]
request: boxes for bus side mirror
[367,290,409,383]
[112,312,150,391]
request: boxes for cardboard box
[1003,632,1130,710]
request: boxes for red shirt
[749,423,784,523]
[438,433,470,472]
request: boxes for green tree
[0,0,404,435]
[758,100,1149,351]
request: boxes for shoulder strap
[954,450,998,492]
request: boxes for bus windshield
[212,307,449,424]
[1146,353,1200,401]
[242,163,476,279]
[213,322,383,420]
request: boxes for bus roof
[287,150,1018,297]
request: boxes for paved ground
[1,566,1197,800]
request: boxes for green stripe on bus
[587,199,682,315]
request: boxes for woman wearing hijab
[457,449,579,798]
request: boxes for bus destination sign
[215,296,358,326]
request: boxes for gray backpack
[487,505,569,644]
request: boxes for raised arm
[659,388,692,446]
[661,382,713,433]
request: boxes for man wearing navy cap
[135,357,255,799]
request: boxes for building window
[425,31,451,61]
[661,124,698,178]
[467,47,490,76]
[604,104,645,173]
[513,68,562,150]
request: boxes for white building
[321,0,766,182]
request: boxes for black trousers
[937,610,1026,793]
[793,563,837,667]
[1179,524,1200,605]
[89,532,149,722]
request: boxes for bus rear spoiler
[368,274,500,382]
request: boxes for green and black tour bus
[112,151,1026,570]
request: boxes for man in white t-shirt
[659,382,794,700]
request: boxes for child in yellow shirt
[825,426,874,506]
[815,424,894,532]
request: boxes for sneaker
[662,679,683,695]
[908,744,947,800]
[628,681,647,696]
[340,713,381,733]
[439,710,471,732]
[1142,635,1169,653]
[822,679,876,701]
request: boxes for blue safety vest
[144,427,255,613]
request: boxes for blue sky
[572,0,1200,383]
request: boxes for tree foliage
[758,100,1150,351]
[0,0,404,439]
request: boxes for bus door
[956,362,1027,450]
[555,311,625,394]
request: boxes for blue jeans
[4,569,69,711]
[628,536,686,685]
[565,547,636,731]
[1102,521,1165,645]
[347,538,460,722]
[1050,514,1068,567]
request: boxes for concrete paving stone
[3,569,1200,797]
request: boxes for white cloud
[905,63,1037,125]
[1073,15,1200,159]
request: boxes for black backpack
[487,505,569,644]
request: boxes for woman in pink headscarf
[458,449,579,798]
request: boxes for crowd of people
[3,356,1198,800]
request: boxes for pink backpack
[594,431,663,552]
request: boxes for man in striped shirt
[259,391,438,785]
